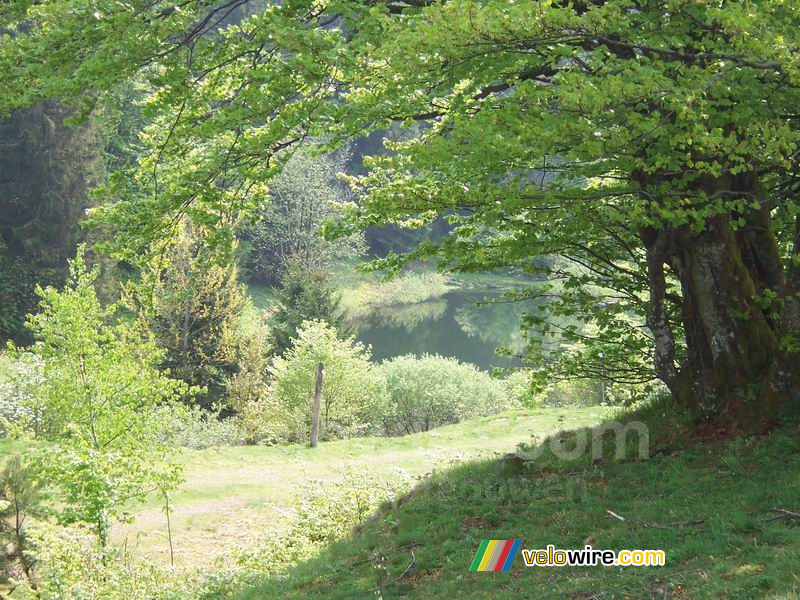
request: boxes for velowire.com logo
[469,540,522,571]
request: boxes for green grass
[235,411,800,600]
[116,407,610,566]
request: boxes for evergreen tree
[141,227,245,408]
[269,260,348,357]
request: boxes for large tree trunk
[644,174,798,423]
[670,215,783,417]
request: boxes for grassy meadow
[112,407,612,566]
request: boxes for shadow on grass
[234,403,800,600]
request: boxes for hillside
[236,412,800,600]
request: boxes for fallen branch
[765,508,800,522]
[605,509,704,529]
[606,510,626,522]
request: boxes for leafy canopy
[4,0,800,394]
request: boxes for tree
[239,148,365,285]
[140,227,246,408]
[0,455,43,586]
[334,2,800,421]
[13,247,186,545]
[265,320,375,442]
[4,1,800,421]
[0,101,105,344]
[269,260,349,357]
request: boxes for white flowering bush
[0,352,45,435]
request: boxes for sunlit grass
[112,407,610,566]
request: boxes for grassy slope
[116,407,609,565]
[237,413,800,600]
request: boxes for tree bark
[310,362,324,447]
[641,226,679,389]
[637,169,800,423]
[667,214,786,419]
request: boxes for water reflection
[354,290,530,370]
[363,298,448,330]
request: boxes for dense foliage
[375,354,514,435]
[238,149,365,285]
[9,249,187,545]
[2,0,800,597]
[4,0,800,419]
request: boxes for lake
[353,289,529,371]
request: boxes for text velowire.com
[470,540,665,571]
[522,545,665,567]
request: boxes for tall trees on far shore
[239,149,365,285]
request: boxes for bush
[231,467,410,578]
[0,353,45,435]
[247,320,376,444]
[155,403,245,449]
[0,454,43,585]
[537,380,603,407]
[374,354,515,435]
[10,522,200,600]
[503,369,540,407]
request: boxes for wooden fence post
[310,362,324,447]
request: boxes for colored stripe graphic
[493,540,514,571]
[470,540,522,571]
[485,540,505,570]
[477,540,498,571]
[501,540,521,571]
[469,540,490,571]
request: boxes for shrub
[10,522,200,600]
[250,320,376,444]
[231,467,410,578]
[0,454,43,586]
[538,380,603,407]
[0,353,45,435]
[226,305,271,416]
[155,403,245,449]
[504,369,540,408]
[374,354,515,435]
